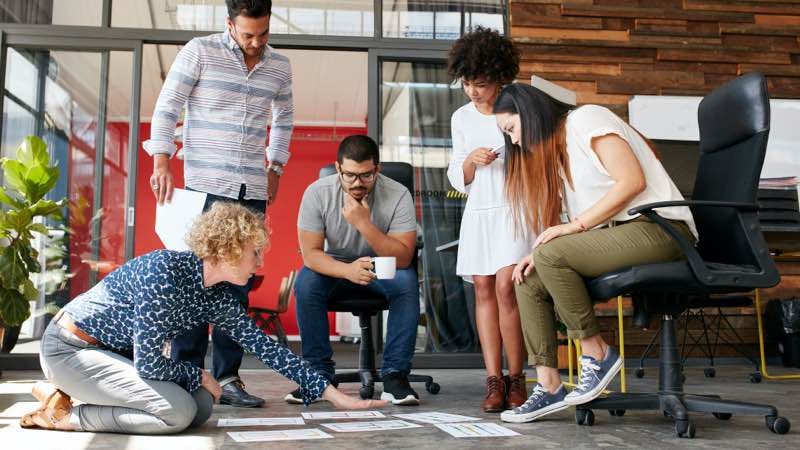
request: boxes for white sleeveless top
[563,105,698,240]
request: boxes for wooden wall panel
[511,0,800,120]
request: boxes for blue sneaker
[564,346,623,406]
[500,384,569,423]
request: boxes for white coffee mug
[371,256,396,279]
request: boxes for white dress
[447,102,535,281]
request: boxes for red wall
[133,125,367,335]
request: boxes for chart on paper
[301,411,386,420]
[435,422,521,438]
[321,420,422,433]
[227,428,333,442]
[217,417,305,427]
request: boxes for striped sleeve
[143,39,203,157]
[266,58,294,165]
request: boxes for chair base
[581,315,790,438]
[334,370,441,400]
[332,312,440,399]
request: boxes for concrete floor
[1,366,798,449]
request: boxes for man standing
[143,0,289,407]
[290,135,422,406]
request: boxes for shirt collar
[222,29,272,63]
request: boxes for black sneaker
[380,373,420,406]
[219,380,265,408]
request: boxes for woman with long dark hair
[493,83,697,423]
[446,27,532,412]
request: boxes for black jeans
[170,185,267,381]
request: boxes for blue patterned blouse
[62,250,328,405]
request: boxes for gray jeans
[39,320,213,434]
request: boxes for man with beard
[290,135,422,406]
[143,0,290,408]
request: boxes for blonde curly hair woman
[22,202,384,434]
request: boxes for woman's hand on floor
[512,254,535,285]
[322,384,388,409]
[201,370,222,402]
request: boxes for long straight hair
[493,83,575,234]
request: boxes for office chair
[575,73,790,438]
[318,162,440,399]
[248,270,297,347]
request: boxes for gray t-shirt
[298,174,417,262]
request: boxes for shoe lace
[508,375,525,391]
[576,359,601,392]
[519,384,547,410]
[486,376,502,396]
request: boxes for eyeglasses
[339,170,376,184]
[254,247,264,260]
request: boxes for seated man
[287,135,421,406]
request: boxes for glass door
[0,33,141,345]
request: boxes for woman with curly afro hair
[446,26,533,413]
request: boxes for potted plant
[0,136,65,353]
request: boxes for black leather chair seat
[328,296,390,313]
[587,261,761,300]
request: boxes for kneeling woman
[493,83,697,423]
[22,202,384,434]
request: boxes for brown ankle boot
[505,373,528,409]
[482,375,507,412]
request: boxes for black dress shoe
[220,380,265,408]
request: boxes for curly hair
[186,202,269,264]
[447,26,520,85]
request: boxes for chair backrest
[276,270,297,313]
[692,72,772,268]
[319,161,415,196]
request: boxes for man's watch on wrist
[268,163,284,177]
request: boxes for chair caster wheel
[704,368,716,378]
[576,409,595,426]
[766,416,790,434]
[749,373,762,384]
[675,419,696,438]
[635,368,645,378]
[359,386,374,399]
[609,409,626,417]
[712,412,732,420]
[425,381,440,395]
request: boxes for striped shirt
[143,31,293,201]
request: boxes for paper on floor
[435,422,521,438]
[217,417,305,427]
[321,420,422,433]
[393,412,480,424]
[226,429,333,442]
[301,411,385,420]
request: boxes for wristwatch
[268,163,284,177]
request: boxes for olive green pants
[514,217,694,368]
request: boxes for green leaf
[19,246,41,274]
[2,159,28,195]
[4,209,32,232]
[0,246,28,290]
[0,189,23,209]
[21,278,39,301]
[29,199,62,217]
[0,286,30,326]
[17,135,49,167]
[29,223,50,235]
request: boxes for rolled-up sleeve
[446,112,472,194]
[143,39,202,157]
[211,296,329,405]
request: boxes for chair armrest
[628,200,758,216]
